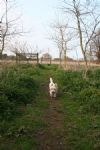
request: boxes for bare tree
[50,21,72,68]
[63,0,100,77]
[0,0,8,58]
[90,29,100,63]
[10,41,40,63]
[0,0,23,59]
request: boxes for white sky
[17,0,64,58]
[1,0,100,59]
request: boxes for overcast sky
[0,0,83,58]
[1,0,100,59]
[14,0,81,59]
[15,0,62,58]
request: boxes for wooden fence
[16,53,39,64]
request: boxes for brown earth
[36,100,68,150]
[35,83,69,150]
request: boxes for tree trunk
[59,51,62,67]
[83,52,88,78]
[64,49,67,68]
[76,11,88,78]
[0,52,2,59]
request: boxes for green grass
[0,64,100,149]
[61,96,100,150]
[0,64,50,149]
[0,95,49,150]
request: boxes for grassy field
[0,64,100,150]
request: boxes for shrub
[0,65,39,121]
[0,76,38,105]
[87,69,100,80]
[18,75,38,89]
[57,71,88,93]
[79,88,100,114]
[0,95,16,120]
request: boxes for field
[0,63,100,150]
[1,59,100,68]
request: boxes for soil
[36,83,69,150]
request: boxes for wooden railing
[16,53,39,64]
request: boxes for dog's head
[51,90,57,98]
[49,77,58,98]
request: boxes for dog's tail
[50,77,53,83]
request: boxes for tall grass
[0,64,39,121]
[56,69,100,114]
[0,64,100,149]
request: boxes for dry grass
[0,60,100,71]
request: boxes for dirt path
[36,83,69,150]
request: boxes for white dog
[49,77,58,98]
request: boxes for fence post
[37,53,39,64]
[16,53,18,64]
